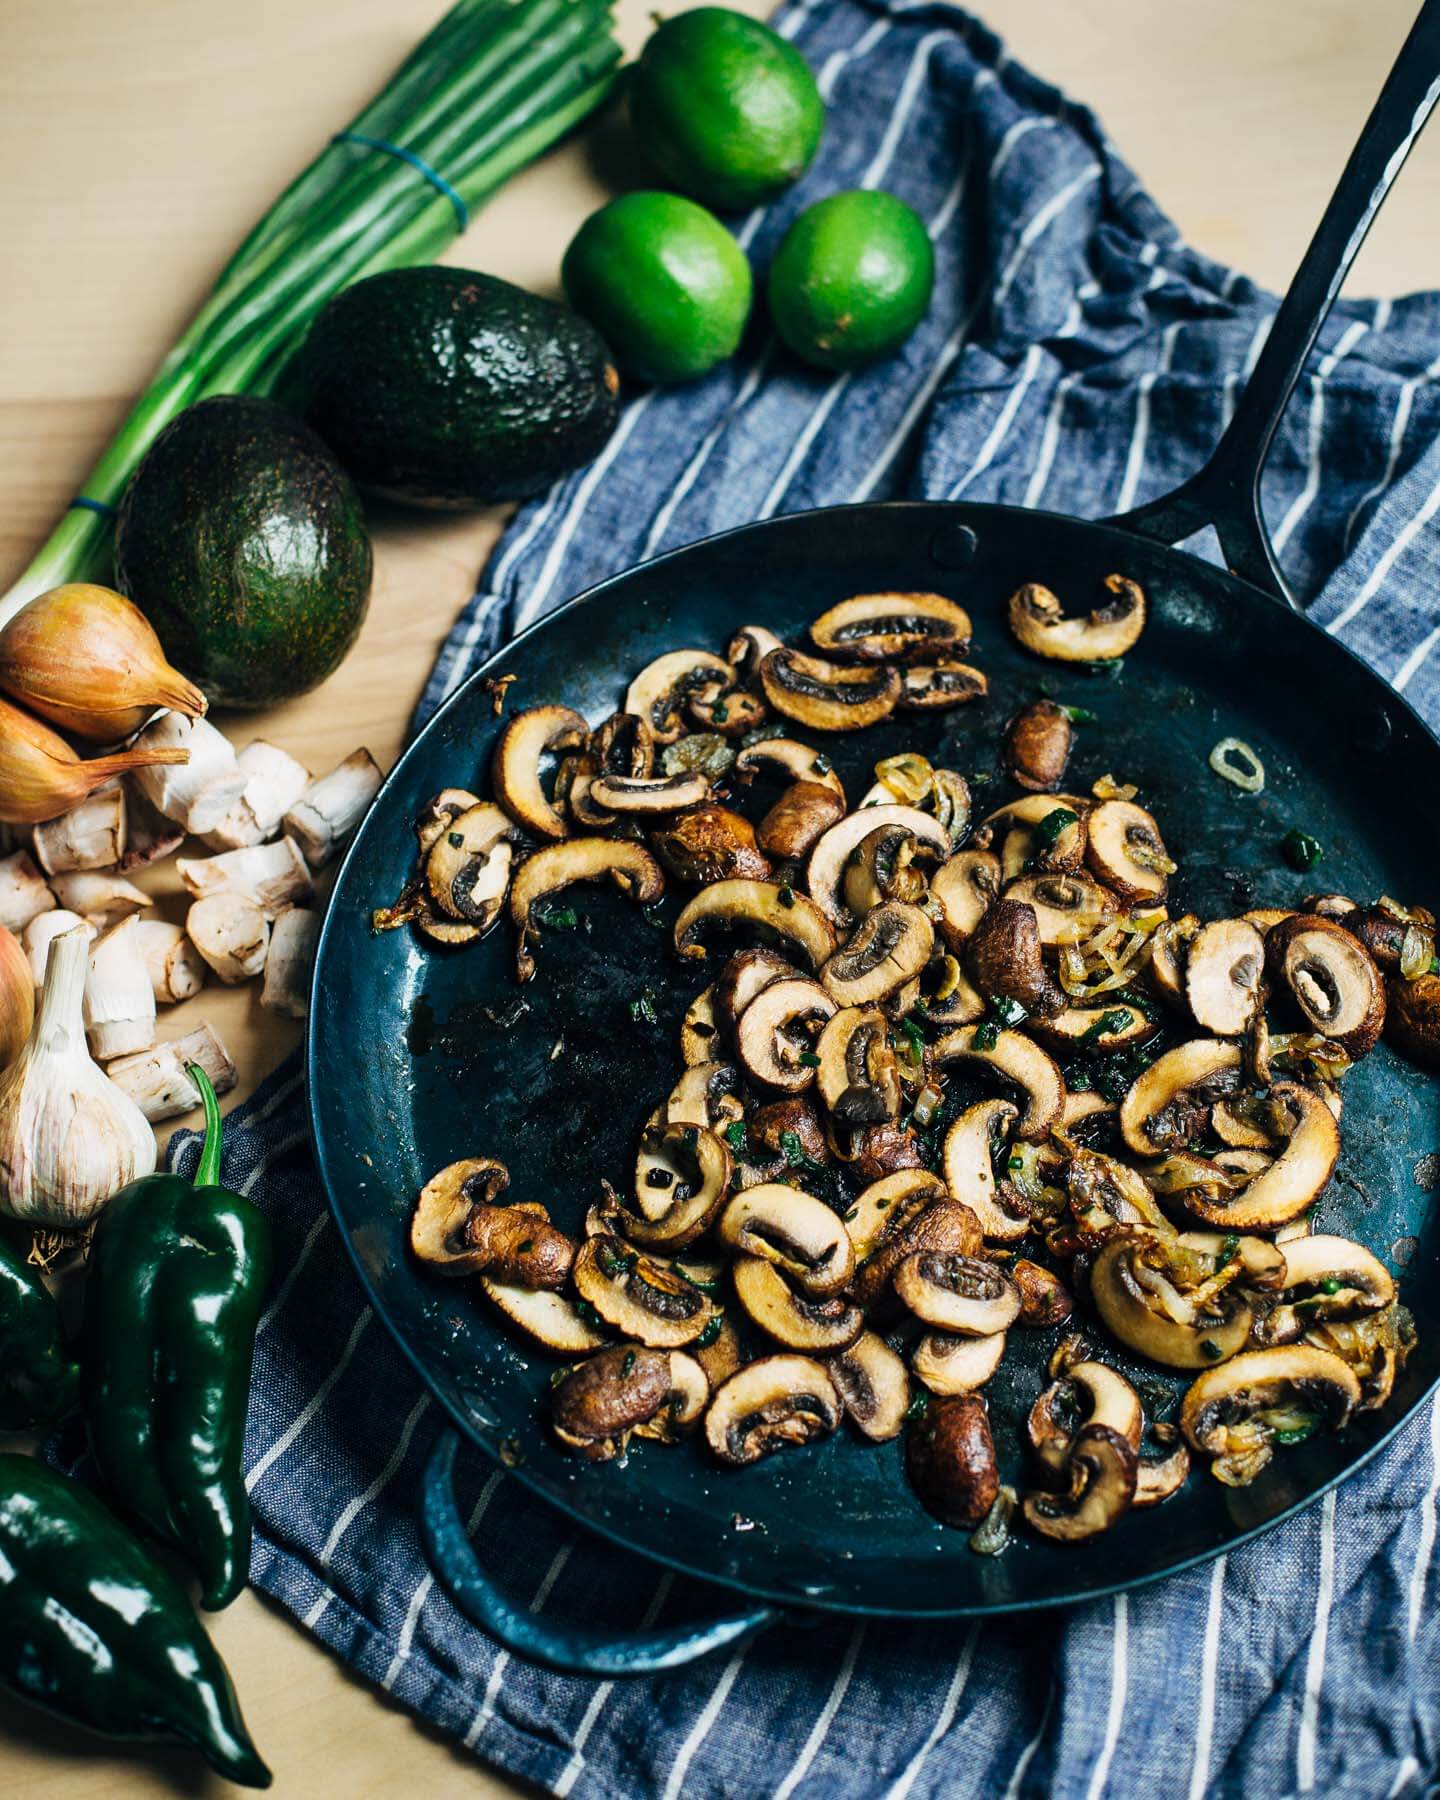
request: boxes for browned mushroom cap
[931,851,1000,947]
[727,625,785,685]
[591,709,656,780]
[807,805,950,923]
[760,647,902,731]
[757,780,848,861]
[985,794,1090,879]
[733,1255,865,1352]
[411,1159,573,1288]
[941,1099,1029,1242]
[733,737,845,799]
[1086,799,1174,901]
[853,1197,981,1309]
[674,879,837,971]
[842,823,932,916]
[809,591,972,663]
[911,1330,1007,1396]
[1387,969,1440,1066]
[931,1026,1065,1141]
[482,1281,609,1354]
[680,986,721,1065]
[999,872,1115,945]
[1003,699,1074,793]
[705,1354,842,1465]
[734,976,837,1091]
[650,803,771,884]
[1007,574,1146,663]
[966,898,1066,1017]
[1266,913,1386,1057]
[1183,917,1266,1036]
[629,1121,732,1249]
[423,802,514,931]
[492,704,589,839]
[829,1333,911,1441]
[1134,1438,1192,1508]
[664,1060,744,1131]
[821,901,935,1007]
[843,1168,945,1262]
[625,649,734,744]
[845,1120,928,1183]
[1090,1234,1253,1369]
[1181,1080,1339,1230]
[1063,1142,1174,1236]
[1022,1425,1138,1541]
[1011,1259,1074,1327]
[748,1095,831,1166]
[1027,1360,1143,1478]
[558,754,613,829]
[686,678,768,739]
[416,788,482,854]
[906,1394,1000,1527]
[1342,900,1410,972]
[718,1183,856,1294]
[633,1352,711,1444]
[900,662,989,710]
[510,838,664,982]
[695,1313,744,1389]
[1180,1344,1360,1486]
[715,946,798,1034]
[1248,1234,1395,1346]
[573,1235,723,1347]
[589,771,710,815]
[1148,914,1200,1009]
[1118,1038,1242,1156]
[816,1006,901,1125]
[551,1345,672,1459]
[1304,1302,1415,1412]
[895,1252,1022,1336]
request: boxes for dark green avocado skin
[287,267,622,509]
[114,395,373,710]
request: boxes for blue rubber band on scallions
[331,131,469,232]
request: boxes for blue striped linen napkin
[164,0,1440,1793]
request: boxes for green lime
[767,190,935,372]
[562,192,753,386]
[628,8,824,213]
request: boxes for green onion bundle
[1,0,619,624]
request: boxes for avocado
[113,396,372,710]
[287,268,622,509]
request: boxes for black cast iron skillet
[309,3,1440,1675]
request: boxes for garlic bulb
[0,926,156,1225]
[0,924,32,1069]
[0,695,190,828]
[0,583,207,742]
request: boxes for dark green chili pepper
[82,1066,272,1613]
[0,1453,269,1785]
[0,1234,77,1430]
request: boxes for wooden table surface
[2,0,1438,1791]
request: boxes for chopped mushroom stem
[132,919,206,1005]
[0,849,57,933]
[280,749,383,868]
[177,836,314,918]
[106,1024,238,1122]
[187,894,270,985]
[261,909,320,1019]
[32,785,126,875]
[83,915,157,1061]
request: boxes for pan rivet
[1352,706,1392,754]
[930,523,978,569]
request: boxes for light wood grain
[1,0,1436,1791]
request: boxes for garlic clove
[0,584,207,742]
[0,925,156,1226]
[0,924,32,1069]
[85,915,158,1062]
[0,694,189,828]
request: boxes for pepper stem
[189,1063,224,1187]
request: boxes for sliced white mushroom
[734,976,836,1092]
[806,806,949,923]
[588,771,710,814]
[1086,799,1174,902]
[1182,1080,1340,1230]
[31,785,126,875]
[0,849,57,933]
[1007,575,1146,662]
[1185,918,1266,1036]
[931,1026,1065,1141]
[942,1099,1029,1241]
[808,591,972,663]
[625,650,733,745]
[1266,913,1386,1057]
[733,737,845,799]
[424,802,513,929]
[1118,1038,1242,1157]
[634,1352,711,1444]
[22,910,93,985]
[999,872,1115,945]
[930,850,1000,947]
[48,870,152,931]
[816,1006,901,1125]
[732,1255,864,1352]
[511,838,665,982]
[828,1331,911,1439]
[760,647,901,732]
[680,986,722,1065]
[984,794,1091,881]
[105,1023,238,1123]
[573,1235,721,1348]
[911,1329,1008,1396]
[132,919,207,1005]
[673,880,836,972]
[482,1282,608,1355]
[819,901,934,1009]
[704,1355,842,1465]
[717,1183,855,1294]
[627,1121,732,1248]
[187,894,270,985]
[663,1060,744,1131]
[261,908,320,1019]
[84,915,157,1061]
[131,712,245,835]
[282,749,383,867]
[894,1252,1021,1335]
[1027,1361,1143,1477]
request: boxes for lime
[767,191,935,372]
[562,192,753,386]
[629,8,824,213]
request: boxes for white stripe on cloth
[1188,1554,1229,1800]
[1407,1386,1440,1643]
[1297,1487,1338,1792]
[381,1471,505,1690]
[992,165,1102,313]
[1394,619,1440,691]
[1325,460,1440,637]
[661,1639,752,1800]
[303,1392,432,1627]
[245,1305,373,1493]
[553,1573,675,1799]
[772,1622,867,1800]
[1112,319,1183,513]
[883,1620,982,1800]
[1002,1683,1056,1800]
[1340,349,1440,554]
[946,341,1046,501]
[463,1539,576,1751]
[255,1208,329,1337]
[1269,319,1371,555]
[1085,1594,1129,1800]
[1389,1754,1421,1798]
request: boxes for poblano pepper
[0,1231,78,1429]
[0,1452,270,1786]
[83,1065,271,1611]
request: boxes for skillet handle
[421,1429,780,1677]
[1106,0,1440,608]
